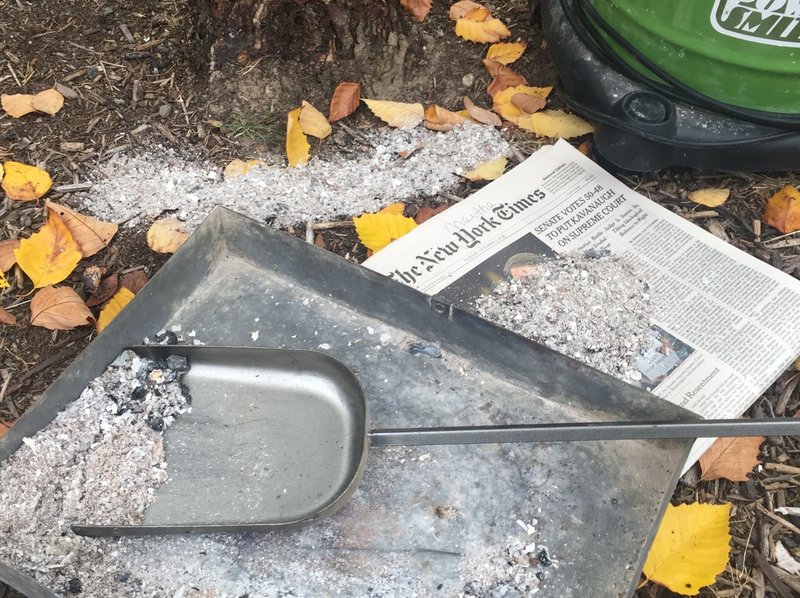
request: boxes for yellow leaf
[14,212,82,288]
[449,0,486,20]
[1,161,52,201]
[688,188,730,208]
[223,159,264,180]
[699,436,764,482]
[362,99,424,129]
[147,218,189,254]
[97,287,135,333]
[465,156,507,181]
[30,286,94,330]
[30,89,64,115]
[643,503,731,596]
[486,41,527,64]
[0,271,8,289]
[455,17,511,43]
[0,239,20,271]
[463,6,491,20]
[400,0,432,22]
[518,109,594,139]
[763,185,800,234]
[286,107,311,167]
[299,100,332,139]
[45,201,118,257]
[354,212,417,252]
[379,202,406,215]
[492,85,552,121]
[1,94,36,118]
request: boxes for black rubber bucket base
[541,0,800,172]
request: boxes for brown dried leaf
[415,205,450,224]
[30,286,94,330]
[449,0,486,19]
[147,218,189,254]
[328,82,361,122]
[763,185,800,234]
[0,239,20,271]
[46,201,118,257]
[424,104,467,132]
[30,89,64,115]
[0,305,15,325]
[1,94,36,118]
[85,273,119,307]
[463,96,502,127]
[314,233,327,249]
[699,436,764,482]
[0,420,16,438]
[400,0,432,22]
[120,270,148,294]
[484,60,528,97]
[511,93,546,114]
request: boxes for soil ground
[1,0,799,596]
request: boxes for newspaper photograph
[364,140,800,468]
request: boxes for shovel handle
[368,418,800,446]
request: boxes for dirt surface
[1,0,800,596]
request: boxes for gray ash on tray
[0,349,191,595]
[474,251,651,383]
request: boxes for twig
[509,146,526,163]
[312,220,354,231]
[5,345,85,397]
[441,191,466,203]
[684,210,719,220]
[764,462,800,476]
[6,62,21,88]
[54,182,92,193]
[305,219,315,243]
[756,502,800,536]
[337,122,374,147]
[752,551,795,598]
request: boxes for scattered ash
[459,519,552,597]
[80,124,509,229]
[474,252,651,383]
[0,350,190,594]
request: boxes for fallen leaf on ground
[463,6,491,21]
[223,159,264,180]
[30,286,94,330]
[0,420,16,438]
[1,94,36,118]
[30,89,65,115]
[689,188,730,208]
[0,239,20,271]
[763,185,800,234]
[97,287,135,333]
[0,271,8,289]
[775,542,800,575]
[120,270,148,294]
[314,233,327,249]
[424,104,467,131]
[286,107,311,167]
[449,0,485,19]
[465,156,507,181]
[643,502,731,595]
[1,161,53,201]
[699,436,763,481]
[379,202,406,215]
[511,93,547,114]
[492,85,552,120]
[85,273,119,307]
[455,17,511,43]
[46,201,118,257]
[463,96,502,127]
[401,0,432,22]
[147,218,189,254]
[299,101,332,139]
[363,99,424,129]
[354,212,417,252]
[486,41,526,64]
[14,212,82,288]
[0,305,14,325]
[415,205,450,224]
[518,109,594,138]
[328,82,361,122]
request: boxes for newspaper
[364,139,800,468]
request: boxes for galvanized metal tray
[0,207,697,597]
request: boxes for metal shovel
[72,345,800,537]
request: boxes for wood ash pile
[474,251,651,384]
[0,349,191,595]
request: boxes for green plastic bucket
[587,0,800,114]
